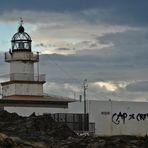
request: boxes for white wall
[110,101,148,136]
[10,61,34,74]
[68,100,148,136]
[9,52,35,75]
[2,84,15,96]
[15,83,43,96]
[88,100,112,135]
[2,83,43,96]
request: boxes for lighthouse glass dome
[11,25,32,51]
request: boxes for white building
[2,23,44,97]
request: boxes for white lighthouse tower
[1,21,45,97]
[0,20,73,110]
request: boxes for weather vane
[19,17,24,26]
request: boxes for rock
[0,111,77,141]
[88,142,101,148]
[1,138,14,148]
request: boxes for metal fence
[51,113,95,133]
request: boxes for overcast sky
[0,0,148,101]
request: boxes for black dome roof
[11,25,31,42]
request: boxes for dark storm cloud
[96,0,148,26]
[79,0,148,26]
[0,0,111,12]
[0,0,148,26]
[97,29,148,67]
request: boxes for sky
[0,0,148,102]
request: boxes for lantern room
[11,24,32,52]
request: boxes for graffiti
[112,112,127,125]
[129,114,135,120]
[136,113,148,121]
[112,112,148,125]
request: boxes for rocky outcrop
[0,110,77,147]
[0,133,47,148]
[55,135,148,148]
[0,111,76,140]
[0,110,148,148]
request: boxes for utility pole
[83,79,88,114]
[82,79,88,131]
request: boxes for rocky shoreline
[0,110,147,148]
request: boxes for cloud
[44,82,81,99]
[80,1,148,27]
[1,50,148,101]
[0,0,103,12]
[126,81,148,92]
[93,81,127,92]
[0,7,139,56]
[56,48,71,51]
[35,43,47,47]
[0,0,148,28]
[96,29,148,68]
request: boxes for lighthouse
[0,20,74,109]
[1,21,45,97]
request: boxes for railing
[10,73,45,82]
[51,113,91,132]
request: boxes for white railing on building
[10,73,45,82]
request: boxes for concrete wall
[9,52,35,75]
[109,101,148,136]
[68,100,148,136]
[2,83,43,96]
[2,84,15,96]
[15,83,43,96]
[10,61,34,75]
[11,52,34,60]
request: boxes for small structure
[1,21,73,108]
